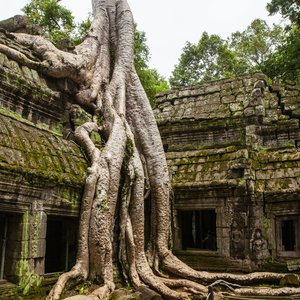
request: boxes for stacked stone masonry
[0,28,300,283]
[154,73,300,272]
[0,31,87,283]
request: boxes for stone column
[29,201,47,275]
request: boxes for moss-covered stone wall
[0,31,77,135]
[0,113,86,186]
[155,73,300,271]
[0,31,87,283]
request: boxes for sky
[0,0,283,79]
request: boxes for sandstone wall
[0,31,87,282]
[155,73,300,271]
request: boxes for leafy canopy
[264,0,300,81]
[22,0,76,44]
[22,0,168,103]
[170,19,286,88]
[169,32,249,88]
[267,0,300,26]
[262,25,300,82]
[230,19,284,69]
[134,27,169,105]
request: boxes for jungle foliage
[170,0,300,88]
[22,0,168,104]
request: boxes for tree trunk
[2,0,300,299]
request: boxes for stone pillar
[244,80,266,148]
[173,210,181,250]
[29,201,47,275]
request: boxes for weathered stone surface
[110,288,142,300]
[0,32,89,283]
[156,73,300,272]
[0,31,77,135]
[1,31,300,282]
[0,113,87,185]
[287,259,300,272]
[280,274,300,287]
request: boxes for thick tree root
[161,251,285,285]
[47,268,84,300]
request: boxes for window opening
[276,215,300,257]
[179,210,216,251]
[45,217,77,274]
[282,219,295,251]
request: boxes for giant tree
[169,32,250,88]
[263,26,300,81]
[1,0,300,299]
[230,19,284,71]
[267,0,300,26]
[265,0,300,81]
[22,0,76,45]
[134,27,168,105]
[170,20,285,89]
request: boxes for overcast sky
[1,1,282,79]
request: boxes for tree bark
[2,0,300,299]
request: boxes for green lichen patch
[0,113,87,187]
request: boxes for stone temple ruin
[0,30,300,284]
[154,73,300,272]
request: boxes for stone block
[231,80,244,89]
[220,88,232,97]
[232,111,243,117]
[166,92,178,100]
[254,80,265,89]
[162,106,172,113]
[29,238,46,258]
[229,102,243,112]
[243,77,257,88]
[221,95,235,104]
[155,95,166,104]
[265,108,280,120]
[292,108,300,117]
[0,52,9,66]
[6,240,28,260]
[158,101,170,109]
[178,89,191,98]
[268,94,279,108]
[209,107,231,118]
[220,228,230,238]
[232,87,245,96]
[280,274,300,286]
[36,211,47,239]
[30,69,41,85]
[190,87,205,96]
[9,60,22,75]
[221,82,232,90]
[205,84,221,94]
[255,105,265,116]
[265,177,299,192]
[285,90,299,97]
[34,257,44,275]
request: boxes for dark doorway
[179,210,216,251]
[0,214,8,280]
[0,213,22,282]
[45,217,77,274]
[276,215,300,257]
[281,219,295,251]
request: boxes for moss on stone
[0,113,87,187]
